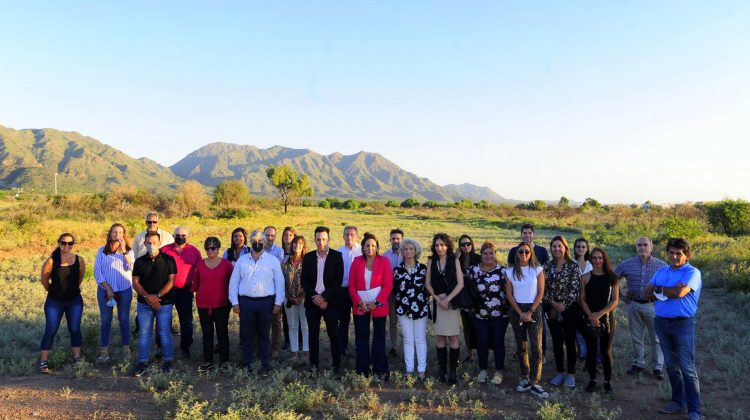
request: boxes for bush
[215,207,251,219]
[724,263,750,292]
[702,199,750,236]
[659,216,705,241]
[455,199,474,209]
[385,200,400,207]
[342,199,360,210]
[213,180,249,207]
[423,200,440,208]
[400,198,420,208]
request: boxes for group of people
[39,216,703,418]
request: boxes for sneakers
[626,365,643,375]
[478,370,488,383]
[659,402,687,414]
[653,369,664,380]
[96,353,111,364]
[603,382,613,393]
[161,360,172,373]
[687,412,702,420]
[564,375,576,388]
[131,362,148,377]
[585,380,597,392]
[550,372,565,386]
[491,372,503,385]
[198,363,214,373]
[530,384,550,399]
[516,379,531,392]
[39,360,50,374]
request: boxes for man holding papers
[348,232,393,379]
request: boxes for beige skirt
[434,294,461,336]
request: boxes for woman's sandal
[39,360,50,374]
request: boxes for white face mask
[145,243,159,256]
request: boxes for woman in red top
[348,232,393,379]
[192,236,234,372]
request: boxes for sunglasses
[60,241,74,246]
[205,246,218,251]
[517,250,530,255]
[146,220,158,225]
[460,242,472,247]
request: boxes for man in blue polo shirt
[644,238,702,420]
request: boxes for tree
[558,196,570,208]
[528,200,547,211]
[702,199,750,236]
[581,197,602,211]
[173,180,209,216]
[401,198,420,208]
[553,196,573,221]
[213,180,249,207]
[266,165,314,213]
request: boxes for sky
[1,1,748,204]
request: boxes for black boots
[437,346,447,383]
[447,347,459,385]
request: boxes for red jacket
[348,255,393,317]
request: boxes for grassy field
[1,201,749,418]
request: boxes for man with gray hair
[615,236,667,380]
[336,225,362,357]
[229,229,285,375]
[161,226,202,358]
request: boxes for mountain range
[0,124,508,202]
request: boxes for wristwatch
[156,293,161,299]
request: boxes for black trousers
[547,303,581,374]
[586,316,615,382]
[306,304,341,368]
[198,305,230,363]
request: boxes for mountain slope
[0,125,183,193]
[171,142,501,201]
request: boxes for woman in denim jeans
[38,233,86,373]
[504,242,548,399]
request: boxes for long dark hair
[51,233,75,266]
[511,242,540,281]
[430,233,454,259]
[573,237,590,261]
[227,227,249,262]
[590,247,618,286]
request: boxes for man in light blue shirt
[230,228,285,375]
[645,238,702,420]
[336,225,362,357]
[263,225,286,355]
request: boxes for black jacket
[301,248,344,309]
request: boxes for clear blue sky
[1,1,748,203]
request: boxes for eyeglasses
[460,242,472,247]
[60,241,74,246]
[146,220,158,225]
[174,234,187,238]
[205,246,218,251]
[517,250,530,255]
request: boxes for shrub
[342,199,360,210]
[213,180,250,207]
[423,200,440,208]
[702,199,750,236]
[400,198,420,208]
[385,200,400,207]
[659,216,705,241]
[724,263,750,292]
[215,207,251,219]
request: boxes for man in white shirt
[263,225,285,357]
[336,226,362,357]
[381,228,403,357]
[229,229,285,375]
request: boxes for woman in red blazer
[348,232,393,379]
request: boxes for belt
[631,297,655,304]
[239,295,275,301]
[658,316,692,321]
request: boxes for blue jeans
[40,295,83,350]
[97,287,132,347]
[239,295,274,369]
[137,302,173,363]
[473,315,509,370]
[655,317,701,415]
[354,314,388,376]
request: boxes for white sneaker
[491,372,503,385]
[530,384,550,399]
[96,353,110,364]
[478,370,488,383]
[516,379,531,392]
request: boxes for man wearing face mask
[382,228,404,358]
[131,231,177,376]
[229,229,286,375]
[161,226,202,358]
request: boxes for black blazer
[301,248,344,309]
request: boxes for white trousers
[398,315,428,373]
[285,302,309,352]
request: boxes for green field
[1,198,749,418]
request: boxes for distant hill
[171,142,509,202]
[443,183,516,203]
[0,125,183,193]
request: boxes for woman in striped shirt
[94,223,135,363]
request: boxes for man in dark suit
[301,226,344,375]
